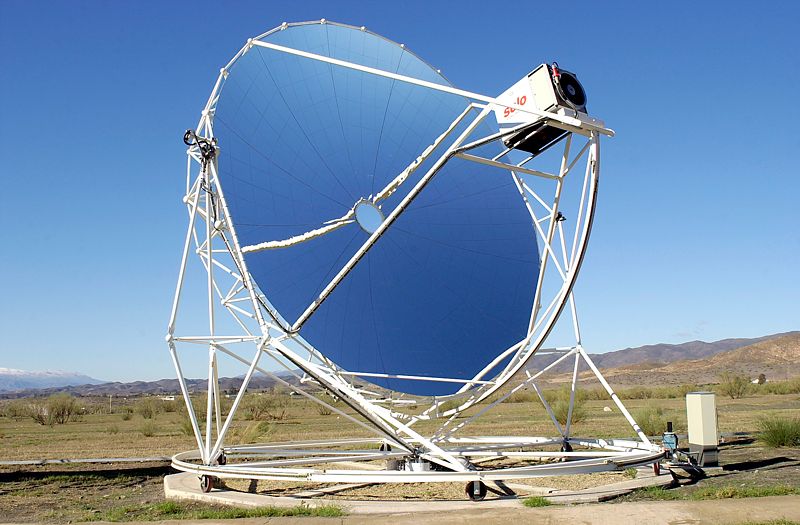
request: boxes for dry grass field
[1,387,799,522]
[3,390,796,462]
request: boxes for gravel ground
[0,462,171,523]
[220,460,631,500]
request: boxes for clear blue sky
[1,1,798,382]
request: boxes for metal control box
[686,391,718,466]
[527,64,561,113]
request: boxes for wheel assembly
[465,480,487,502]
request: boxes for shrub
[106,424,120,435]
[675,384,703,398]
[759,381,790,395]
[178,418,195,436]
[620,386,655,400]
[541,388,557,405]
[537,385,588,426]
[757,415,800,447]
[542,384,588,405]
[139,420,157,437]
[28,394,82,426]
[654,385,686,399]
[240,393,271,420]
[633,405,667,437]
[437,399,462,413]
[240,392,287,420]
[121,410,132,421]
[716,371,754,399]
[218,395,233,417]
[271,385,285,396]
[162,400,177,413]
[506,390,540,403]
[615,384,700,400]
[175,394,233,421]
[178,396,208,421]
[585,387,609,400]
[269,408,288,421]
[229,421,273,445]
[484,392,504,405]
[6,399,30,419]
[48,393,82,424]
[136,397,162,419]
[550,399,586,426]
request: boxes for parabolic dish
[213,22,540,396]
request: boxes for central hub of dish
[354,199,385,234]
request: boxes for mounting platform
[164,465,673,512]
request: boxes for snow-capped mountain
[0,368,104,392]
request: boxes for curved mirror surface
[213,22,540,396]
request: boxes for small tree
[240,392,287,420]
[136,397,162,419]
[48,393,81,424]
[717,371,754,399]
[29,394,82,425]
[6,399,30,419]
[240,393,271,420]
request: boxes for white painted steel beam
[247,39,618,137]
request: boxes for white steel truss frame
[166,20,662,489]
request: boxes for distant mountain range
[1,331,797,398]
[525,331,798,374]
[0,368,105,392]
[0,371,299,398]
[572,332,800,387]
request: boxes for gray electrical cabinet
[686,391,718,467]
